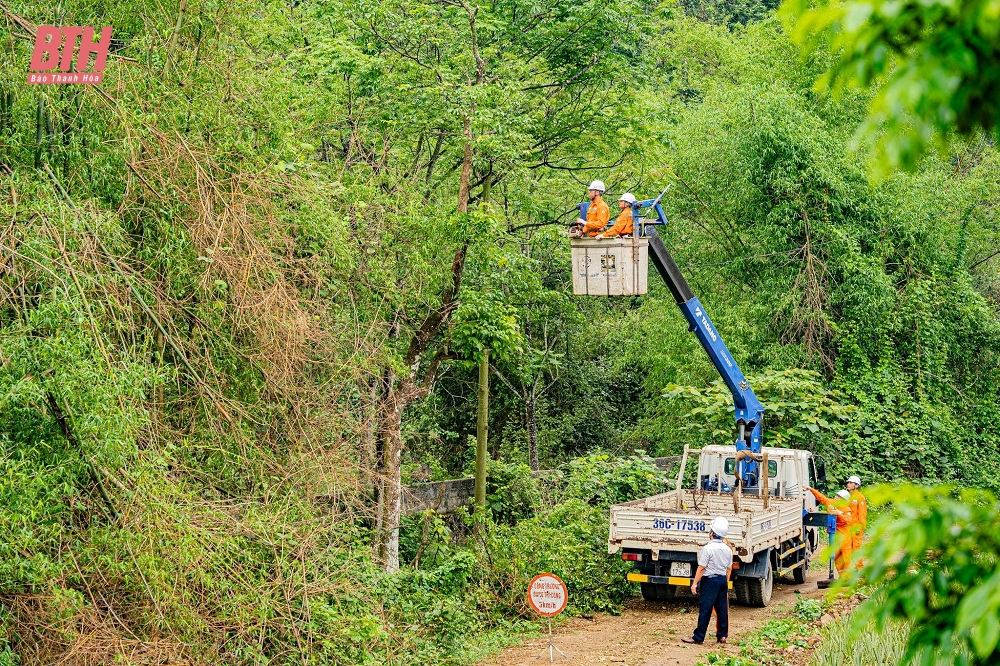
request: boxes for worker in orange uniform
[806,487,855,575]
[569,180,610,237]
[846,475,867,568]
[595,193,636,238]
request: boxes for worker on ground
[682,517,733,645]
[846,475,867,568]
[806,486,855,575]
[594,193,636,239]
[569,181,610,238]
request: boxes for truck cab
[698,445,826,550]
[697,445,826,503]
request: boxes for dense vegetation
[0,0,998,663]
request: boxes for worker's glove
[595,234,605,239]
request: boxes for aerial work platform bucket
[570,237,649,296]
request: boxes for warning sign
[527,572,568,617]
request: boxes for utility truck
[608,445,827,606]
[572,189,829,607]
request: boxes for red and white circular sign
[527,572,568,617]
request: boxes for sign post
[527,572,568,662]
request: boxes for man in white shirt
[682,516,734,645]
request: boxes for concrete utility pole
[473,349,489,514]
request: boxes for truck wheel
[640,583,658,602]
[734,577,751,606]
[793,555,809,585]
[655,584,677,602]
[747,561,774,607]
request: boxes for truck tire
[746,560,774,607]
[640,583,657,602]
[734,577,751,606]
[793,555,809,585]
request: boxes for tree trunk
[163,0,189,77]
[373,322,397,542]
[374,16,479,570]
[473,350,489,517]
[377,386,406,573]
[458,115,473,213]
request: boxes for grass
[809,614,971,666]
[810,617,908,666]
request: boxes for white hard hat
[588,180,606,192]
[836,489,850,500]
[618,192,637,204]
[711,516,729,538]
[847,475,861,486]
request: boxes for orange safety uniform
[849,489,867,568]
[598,207,633,238]
[809,488,855,574]
[582,196,610,236]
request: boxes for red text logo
[27,26,112,85]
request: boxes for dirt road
[480,581,825,666]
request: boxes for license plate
[670,561,692,577]
[652,518,707,531]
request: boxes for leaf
[971,613,1000,658]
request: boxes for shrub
[478,499,634,617]
[486,460,543,525]
[558,452,668,508]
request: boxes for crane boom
[645,228,765,487]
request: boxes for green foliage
[449,216,531,362]
[0,0,997,662]
[781,0,1000,176]
[795,597,825,622]
[486,460,542,525]
[646,19,1000,486]
[680,0,783,27]
[466,454,668,618]
[397,453,665,630]
[0,637,16,666]
[557,453,668,507]
[847,484,1000,664]
[664,369,855,449]
[481,499,634,616]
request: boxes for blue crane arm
[639,202,765,490]
[644,229,765,448]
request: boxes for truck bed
[608,489,803,562]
